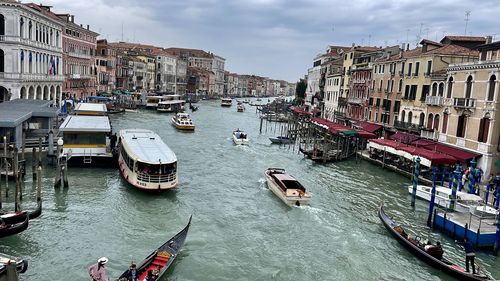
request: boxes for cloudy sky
[40,0,499,82]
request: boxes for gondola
[0,211,28,225]
[116,216,192,281]
[378,205,494,281]
[0,216,29,238]
[28,202,42,220]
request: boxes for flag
[20,51,24,61]
[29,52,32,62]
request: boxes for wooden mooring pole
[54,138,68,188]
[4,136,9,198]
[14,147,20,212]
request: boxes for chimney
[401,43,405,51]
[406,43,409,51]
[87,24,89,30]
[71,15,74,23]
[486,35,493,44]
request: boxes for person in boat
[424,241,444,260]
[124,262,139,281]
[144,270,156,281]
[456,237,475,274]
[88,257,109,281]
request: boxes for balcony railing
[137,171,176,183]
[425,95,444,106]
[453,98,475,108]
[0,35,63,52]
[394,121,421,132]
[0,72,65,82]
[67,51,91,59]
[338,97,347,106]
[347,97,362,104]
[420,129,439,140]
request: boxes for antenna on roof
[464,11,471,35]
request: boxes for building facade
[0,2,64,104]
[95,39,116,93]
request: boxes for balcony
[347,97,363,104]
[70,74,92,80]
[425,95,444,106]
[394,121,421,132]
[338,97,347,106]
[0,72,64,82]
[453,98,475,108]
[67,51,91,60]
[0,35,63,53]
[420,129,439,140]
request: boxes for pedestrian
[88,257,109,281]
[456,237,475,274]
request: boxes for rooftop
[59,116,111,132]
[120,129,177,164]
[75,103,107,114]
[0,99,59,127]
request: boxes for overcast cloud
[40,0,500,82]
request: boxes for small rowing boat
[116,216,192,281]
[269,136,292,144]
[379,204,493,281]
[0,216,29,238]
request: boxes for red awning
[421,143,480,162]
[290,106,312,116]
[398,145,457,165]
[311,117,358,136]
[359,122,383,133]
[412,138,435,147]
[369,138,406,149]
[390,132,420,143]
[356,130,377,139]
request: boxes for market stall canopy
[290,106,312,116]
[390,132,420,143]
[357,121,383,133]
[311,118,358,136]
[410,139,480,162]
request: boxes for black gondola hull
[0,217,29,238]
[378,205,492,281]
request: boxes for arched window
[398,79,403,93]
[28,21,32,40]
[456,114,467,138]
[447,77,453,98]
[20,18,24,38]
[427,113,434,129]
[434,114,440,131]
[0,49,4,73]
[432,83,437,96]
[401,110,406,122]
[441,113,448,134]
[408,111,413,124]
[0,14,4,36]
[465,75,473,98]
[419,112,425,127]
[488,75,496,101]
[478,115,490,143]
[438,83,444,96]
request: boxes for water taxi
[171,113,195,131]
[118,129,178,191]
[158,95,186,113]
[232,129,249,145]
[407,185,483,212]
[74,103,107,116]
[237,103,245,112]
[265,168,311,206]
[221,98,232,107]
[59,115,115,166]
[145,96,166,108]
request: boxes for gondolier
[87,257,108,281]
[457,238,476,274]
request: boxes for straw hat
[98,257,109,265]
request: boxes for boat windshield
[281,180,305,191]
[136,162,176,175]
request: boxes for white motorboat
[171,112,195,131]
[118,129,178,191]
[407,185,483,212]
[232,129,249,145]
[221,98,232,107]
[265,168,311,206]
[237,103,245,112]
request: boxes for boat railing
[136,171,176,183]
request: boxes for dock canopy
[290,106,312,116]
[311,118,361,137]
[75,103,108,115]
[410,139,480,162]
[59,116,111,132]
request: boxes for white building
[0,1,64,104]
[323,73,342,120]
[212,55,225,96]
[155,52,176,93]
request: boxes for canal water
[1,99,498,281]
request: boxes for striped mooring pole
[427,167,438,227]
[494,215,500,255]
[467,159,477,194]
[410,157,421,207]
[450,164,461,210]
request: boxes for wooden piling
[14,147,19,212]
[32,147,37,179]
[4,136,8,198]
[259,117,263,134]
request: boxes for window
[401,110,406,122]
[433,115,440,131]
[456,114,467,138]
[447,77,453,98]
[369,97,373,106]
[442,113,448,134]
[407,63,412,76]
[408,111,413,123]
[350,53,353,59]
[438,83,444,97]
[376,98,380,107]
[465,75,473,98]
[414,62,420,76]
[393,101,400,113]
[398,79,403,92]
[410,85,418,100]
[427,113,433,129]
[0,49,3,73]
[420,85,430,101]
[401,62,405,75]
[488,75,496,101]
[432,83,437,96]
[419,112,425,127]
[20,18,24,38]
[426,60,432,75]
[344,54,347,60]
[404,85,410,99]
[477,116,490,143]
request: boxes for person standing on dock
[88,257,109,281]
[456,238,475,274]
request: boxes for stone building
[0,2,64,104]
[95,39,116,93]
[442,39,500,175]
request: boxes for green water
[1,99,498,281]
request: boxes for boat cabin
[145,96,166,108]
[74,103,108,116]
[272,173,306,193]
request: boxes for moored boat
[0,211,28,225]
[0,216,29,238]
[221,98,232,107]
[407,185,483,212]
[171,113,195,131]
[378,205,493,281]
[269,136,292,144]
[118,129,178,191]
[232,129,249,145]
[116,216,191,281]
[264,168,311,206]
[0,255,28,276]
